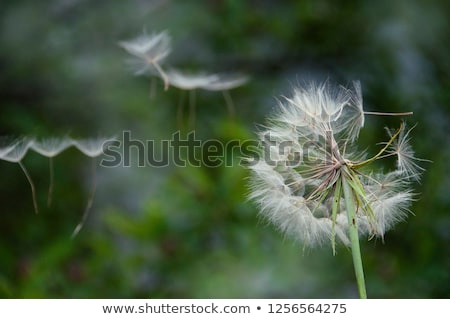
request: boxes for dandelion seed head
[248,81,423,248]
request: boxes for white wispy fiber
[166,69,248,91]
[31,137,74,157]
[248,81,424,248]
[72,137,115,158]
[0,136,113,230]
[0,143,18,159]
[119,30,171,89]
[165,69,220,90]
[386,124,428,182]
[0,138,34,163]
[202,74,248,91]
[0,137,114,160]
[119,30,248,96]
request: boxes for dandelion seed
[31,138,74,206]
[386,123,428,181]
[71,157,97,239]
[248,81,426,298]
[0,143,18,159]
[166,69,218,128]
[73,137,114,157]
[166,69,220,90]
[0,136,115,233]
[71,137,113,237]
[166,69,248,125]
[359,171,413,238]
[0,138,38,214]
[30,138,73,157]
[202,74,248,117]
[0,138,33,163]
[119,30,171,90]
[201,74,248,91]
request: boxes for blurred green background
[0,0,449,298]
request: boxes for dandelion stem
[47,157,54,207]
[19,161,39,214]
[364,111,413,116]
[152,61,169,91]
[342,174,367,298]
[71,158,97,238]
[177,90,186,129]
[222,90,236,118]
[149,77,156,99]
[331,178,342,255]
[189,89,196,128]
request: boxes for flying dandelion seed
[1,138,39,214]
[71,137,114,238]
[0,136,113,236]
[119,30,171,90]
[247,81,426,298]
[165,69,218,128]
[166,69,248,126]
[385,124,430,182]
[202,74,249,117]
[119,30,248,124]
[31,138,74,207]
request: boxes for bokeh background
[1,0,449,298]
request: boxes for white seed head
[248,82,423,248]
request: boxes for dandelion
[71,137,114,238]
[31,137,73,157]
[248,81,425,298]
[166,69,220,90]
[0,136,113,236]
[72,137,114,157]
[0,142,17,159]
[31,137,74,206]
[166,69,248,126]
[385,124,429,181]
[119,30,248,124]
[202,74,249,117]
[119,30,171,90]
[1,138,39,214]
[166,69,219,127]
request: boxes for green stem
[342,175,367,298]
[350,122,403,169]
